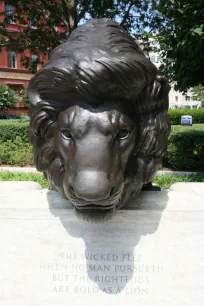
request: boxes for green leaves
[192,27,203,35]
[177,8,183,14]
[0,0,202,91]
[191,85,204,108]
[0,0,156,71]
[155,0,204,91]
[0,120,29,143]
[168,109,204,125]
[0,138,33,166]
[0,121,32,166]
[0,85,18,111]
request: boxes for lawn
[0,171,204,190]
[153,173,204,189]
[171,123,204,131]
[0,171,48,188]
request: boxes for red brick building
[0,1,46,113]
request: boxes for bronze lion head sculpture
[28,18,170,222]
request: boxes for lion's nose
[72,171,112,202]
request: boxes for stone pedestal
[0,182,204,306]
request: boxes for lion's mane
[28,18,170,205]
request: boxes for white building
[168,87,201,109]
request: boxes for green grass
[153,174,204,189]
[0,172,48,188]
[0,171,204,190]
[171,124,204,131]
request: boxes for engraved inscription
[39,251,164,295]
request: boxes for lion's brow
[68,110,76,124]
[102,112,123,132]
[65,109,123,135]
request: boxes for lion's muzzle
[72,171,112,202]
[66,171,123,210]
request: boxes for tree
[1,1,203,92]
[20,88,29,107]
[0,84,18,111]
[0,0,157,71]
[191,85,204,108]
[154,0,204,91]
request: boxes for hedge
[0,137,33,166]
[0,119,29,143]
[164,125,204,170]
[168,109,204,125]
[0,120,204,170]
[0,120,32,166]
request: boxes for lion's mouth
[70,196,120,222]
[74,205,117,223]
[63,185,124,222]
[66,184,123,212]
[75,203,115,210]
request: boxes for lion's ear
[152,77,171,109]
[28,75,41,107]
[28,69,56,107]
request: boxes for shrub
[0,84,18,111]
[20,88,29,107]
[164,125,204,170]
[0,136,33,166]
[168,109,204,125]
[0,120,29,143]
[191,85,204,108]
[0,120,31,166]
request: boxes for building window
[29,15,36,27]
[29,18,33,27]
[6,4,15,24]
[155,56,159,63]
[175,96,178,102]
[31,54,38,61]
[31,54,39,70]
[8,51,16,68]
[185,96,190,101]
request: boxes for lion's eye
[61,130,72,140]
[116,129,130,140]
